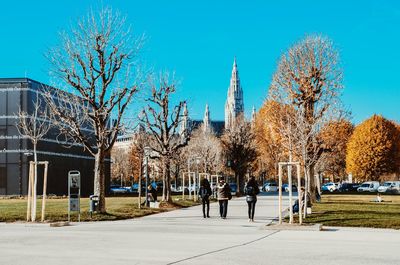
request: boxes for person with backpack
[216,178,232,219]
[244,176,260,222]
[199,178,212,218]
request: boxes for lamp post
[195,156,201,202]
[187,158,192,200]
[144,146,151,207]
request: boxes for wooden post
[288,163,293,224]
[26,162,34,221]
[297,164,303,225]
[278,163,282,224]
[182,172,185,200]
[41,161,48,222]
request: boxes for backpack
[245,185,255,196]
[199,187,209,199]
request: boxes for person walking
[216,179,231,219]
[244,176,260,222]
[199,178,212,218]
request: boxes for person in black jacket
[244,176,260,222]
[199,178,212,218]
[147,185,157,202]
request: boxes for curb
[264,223,322,231]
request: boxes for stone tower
[225,57,244,130]
[179,102,188,136]
[251,106,256,128]
[202,103,211,133]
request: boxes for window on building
[0,167,6,189]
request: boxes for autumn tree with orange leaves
[346,115,400,181]
[316,119,354,181]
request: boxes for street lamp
[144,146,151,207]
[194,156,201,202]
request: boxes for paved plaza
[1,194,399,265]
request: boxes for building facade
[0,78,110,196]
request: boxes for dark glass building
[0,78,110,196]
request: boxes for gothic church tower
[224,57,244,130]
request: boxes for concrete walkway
[1,194,399,265]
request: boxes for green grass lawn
[303,194,400,229]
[0,196,199,223]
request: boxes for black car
[339,183,360,192]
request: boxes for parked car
[263,182,278,192]
[378,181,400,193]
[110,185,128,194]
[131,183,146,193]
[281,184,297,192]
[171,184,179,192]
[322,182,337,192]
[177,186,190,193]
[386,181,400,194]
[339,183,360,192]
[229,183,237,195]
[357,181,380,192]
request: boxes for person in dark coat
[216,179,232,219]
[244,176,260,222]
[199,178,212,218]
[147,185,157,202]
[293,187,312,213]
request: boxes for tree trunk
[94,148,106,213]
[162,158,172,202]
[309,166,316,203]
[236,172,240,195]
[32,142,38,221]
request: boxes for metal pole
[68,175,70,222]
[278,164,282,224]
[145,155,149,207]
[297,164,303,225]
[182,172,185,200]
[288,163,293,224]
[194,159,199,202]
[188,158,192,200]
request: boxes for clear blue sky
[1,0,399,124]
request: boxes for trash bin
[89,195,99,217]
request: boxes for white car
[263,182,278,192]
[357,181,380,192]
[378,181,400,193]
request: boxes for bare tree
[140,73,188,203]
[269,35,344,201]
[45,7,145,212]
[185,128,222,175]
[16,91,52,221]
[111,148,131,186]
[221,116,257,194]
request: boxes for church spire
[225,56,244,130]
[202,103,211,133]
[180,102,188,136]
[251,106,256,128]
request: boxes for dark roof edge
[0,78,50,86]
